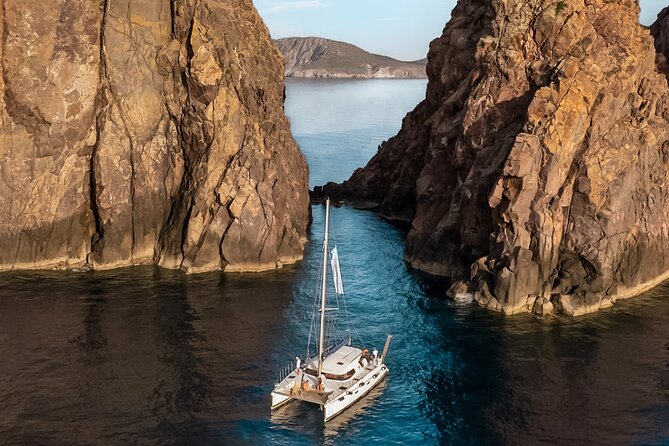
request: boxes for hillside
[274,37,427,79]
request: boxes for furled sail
[330,246,344,295]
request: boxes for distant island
[274,37,427,79]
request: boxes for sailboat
[270,198,392,422]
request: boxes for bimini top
[307,345,362,376]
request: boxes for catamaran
[270,198,392,422]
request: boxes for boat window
[305,368,355,380]
[325,369,356,381]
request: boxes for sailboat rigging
[270,198,392,422]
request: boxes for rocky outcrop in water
[275,37,427,79]
[0,0,309,273]
[319,0,669,315]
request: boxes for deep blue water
[0,79,668,445]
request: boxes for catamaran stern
[323,363,389,422]
[271,391,293,410]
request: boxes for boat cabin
[305,345,362,380]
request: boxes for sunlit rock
[320,0,669,315]
[0,0,309,273]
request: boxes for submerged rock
[321,0,669,315]
[0,0,309,273]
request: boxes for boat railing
[275,359,296,385]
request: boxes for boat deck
[274,364,377,405]
[273,388,329,405]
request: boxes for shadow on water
[76,278,108,365]
[0,267,299,446]
[420,286,669,446]
[146,270,210,445]
[421,309,511,446]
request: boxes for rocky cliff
[319,0,669,315]
[0,0,310,273]
[651,7,669,76]
[274,37,427,79]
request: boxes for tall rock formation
[320,0,669,315]
[0,0,309,273]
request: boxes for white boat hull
[323,363,388,422]
[271,391,293,410]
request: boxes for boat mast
[318,198,330,377]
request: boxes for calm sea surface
[1,79,668,445]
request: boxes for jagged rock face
[651,7,669,76]
[0,0,309,273]
[321,0,669,315]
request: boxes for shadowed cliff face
[320,0,669,315]
[0,0,309,273]
[651,6,669,77]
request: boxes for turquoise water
[0,79,667,445]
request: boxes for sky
[255,0,666,61]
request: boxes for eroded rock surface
[651,6,669,76]
[0,0,309,273]
[320,0,669,315]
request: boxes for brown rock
[446,280,471,299]
[651,7,669,77]
[532,297,554,317]
[321,0,669,315]
[0,0,309,273]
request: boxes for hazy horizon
[257,1,665,61]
